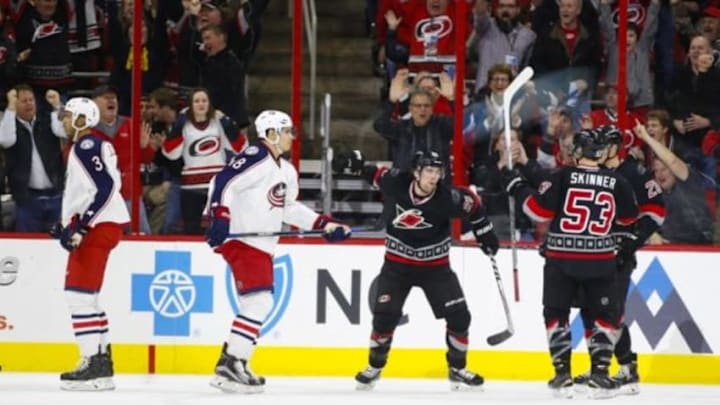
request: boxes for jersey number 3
[560,188,615,235]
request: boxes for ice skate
[572,370,590,394]
[355,365,382,391]
[612,362,639,395]
[587,371,618,399]
[60,347,115,391]
[448,367,484,391]
[548,372,573,399]
[209,344,265,394]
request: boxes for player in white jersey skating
[205,110,352,393]
[55,97,130,391]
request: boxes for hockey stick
[486,255,514,346]
[502,66,534,302]
[227,219,385,238]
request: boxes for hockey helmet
[598,124,623,145]
[254,110,293,139]
[573,129,608,160]
[414,150,444,170]
[64,97,100,131]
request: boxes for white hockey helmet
[64,97,100,131]
[254,110,293,139]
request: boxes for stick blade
[486,330,513,346]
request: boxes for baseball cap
[91,84,119,99]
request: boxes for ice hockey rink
[1,374,719,405]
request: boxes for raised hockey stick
[502,66,534,302]
[227,219,385,238]
[486,255,514,346]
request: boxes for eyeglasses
[411,103,432,109]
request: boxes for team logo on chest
[392,204,432,229]
[189,135,221,157]
[268,182,287,208]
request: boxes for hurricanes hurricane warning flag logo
[392,205,431,229]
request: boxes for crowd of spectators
[0,0,719,246]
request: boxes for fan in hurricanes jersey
[55,97,129,391]
[352,150,499,391]
[203,109,352,394]
[573,124,665,394]
[503,129,639,398]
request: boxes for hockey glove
[473,218,499,256]
[322,222,352,242]
[59,215,88,252]
[205,205,231,249]
[500,168,524,196]
[617,235,641,269]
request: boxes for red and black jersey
[612,156,665,242]
[372,167,487,268]
[521,165,638,264]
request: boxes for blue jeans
[161,180,182,234]
[124,198,151,234]
[15,192,62,232]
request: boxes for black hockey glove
[617,235,641,268]
[205,205,230,249]
[59,215,88,252]
[332,150,365,175]
[473,218,499,256]
[500,167,524,196]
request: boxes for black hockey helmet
[413,150,444,171]
[598,124,623,145]
[573,129,608,160]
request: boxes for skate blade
[573,382,588,394]
[209,375,264,394]
[587,386,617,399]
[550,386,574,399]
[355,381,377,391]
[450,382,484,392]
[61,377,115,391]
[617,383,639,396]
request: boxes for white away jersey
[62,135,130,227]
[206,142,321,255]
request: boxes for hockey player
[56,97,130,391]
[573,125,665,394]
[204,110,352,393]
[503,129,639,399]
[353,151,500,391]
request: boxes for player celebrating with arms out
[204,110,352,394]
[57,98,130,391]
[352,151,499,391]
[503,129,639,398]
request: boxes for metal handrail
[319,93,332,215]
[302,0,317,140]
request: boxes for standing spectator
[600,0,660,110]
[162,87,246,234]
[0,4,18,113]
[0,85,65,232]
[56,97,128,391]
[636,121,714,244]
[471,0,536,92]
[641,109,678,167]
[197,24,249,129]
[65,0,103,78]
[375,70,455,174]
[14,0,73,111]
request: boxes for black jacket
[199,47,249,128]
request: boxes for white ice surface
[0,374,719,405]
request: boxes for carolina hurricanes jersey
[521,165,638,264]
[373,167,489,268]
[62,134,130,227]
[206,142,322,255]
[612,156,665,240]
[162,112,247,190]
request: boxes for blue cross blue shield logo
[131,251,214,336]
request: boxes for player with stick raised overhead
[503,129,639,399]
[204,110,352,393]
[351,151,499,391]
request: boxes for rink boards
[0,238,718,383]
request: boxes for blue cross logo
[131,251,214,336]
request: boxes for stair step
[261,15,368,38]
[249,75,382,98]
[249,93,381,120]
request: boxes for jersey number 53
[559,188,616,235]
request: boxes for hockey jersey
[520,165,638,263]
[162,112,247,190]
[206,142,322,255]
[62,134,130,227]
[611,156,665,241]
[372,166,489,267]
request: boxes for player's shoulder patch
[244,145,259,155]
[538,180,552,194]
[79,138,95,150]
